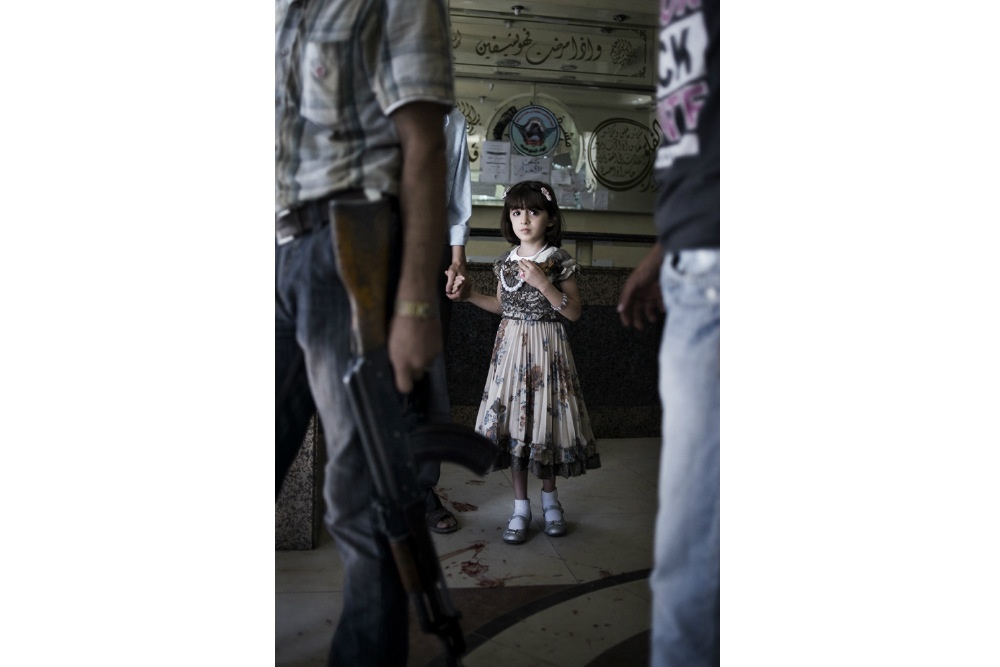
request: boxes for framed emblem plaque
[508,105,560,157]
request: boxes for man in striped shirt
[275,1,455,664]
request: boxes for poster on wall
[479,140,511,183]
[511,155,552,183]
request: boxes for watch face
[508,105,560,157]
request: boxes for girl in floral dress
[449,180,600,544]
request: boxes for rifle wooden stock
[328,197,496,667]
[330,196,393,356]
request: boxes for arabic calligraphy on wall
[587,118,658,192]
[451,16,652,88]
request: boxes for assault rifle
[329,195,496,667]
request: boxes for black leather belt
[275,190,368,245]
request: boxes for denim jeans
[275,215,409,667]
[415,244,455,513]
[650,249,720,667]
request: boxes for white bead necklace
[500,244,548,292]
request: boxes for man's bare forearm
[392,102,450,303]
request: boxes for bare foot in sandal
[427,508,458,533]
[426,492,459,534]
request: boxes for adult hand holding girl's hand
[444,263,467,296]
[445,269,470,301]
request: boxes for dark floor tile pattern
[417,570,651,667]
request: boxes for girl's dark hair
[499,180,564,246]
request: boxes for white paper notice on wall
[594,189,609,210]
[550,168,573,186]
[480,141,511,184]
[511,155,552,183]
[555,187,576,207]
[472,182,503,197]
[577,190,608,210]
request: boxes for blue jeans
[275,216,409,667]
[650,249,720,667]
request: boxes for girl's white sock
[541,490,562,521]
[509,499,531,531]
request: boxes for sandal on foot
[426,507,459,534]
[543,503,567,537]
[502,513,530,545]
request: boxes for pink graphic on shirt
[656,4,709,151]
[657,81,709,142]
[661,0,701,27]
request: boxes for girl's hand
[444,264,467,296]
[518,258,549,291]
[445,272,469,301]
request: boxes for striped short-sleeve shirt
[275,0,455,213]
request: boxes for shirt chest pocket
[299,38,359,128]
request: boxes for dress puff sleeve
[492,252,507,280]
[546,248,579,284]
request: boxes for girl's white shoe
[503,514,530,544]
[503,501,531,544]
[543,501,566,537]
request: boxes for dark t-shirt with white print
[653,0,720,252]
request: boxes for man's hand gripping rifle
[329,197,495,667]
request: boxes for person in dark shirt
[617,1,719,665]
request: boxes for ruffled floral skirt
[475,318,601,478]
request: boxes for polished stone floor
[276,437,660,667]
